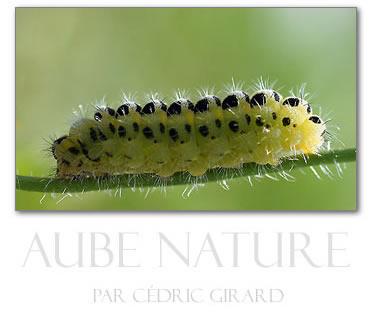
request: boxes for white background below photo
[2,0,390,324]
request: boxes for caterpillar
[51,82,326,179]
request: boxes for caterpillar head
[51,135,85,176]
[51,135,68,160]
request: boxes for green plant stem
[16,148,356,193]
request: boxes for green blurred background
[16,8,356,211]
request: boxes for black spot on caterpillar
[51,85,326,178]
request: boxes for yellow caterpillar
[51,84,326,178]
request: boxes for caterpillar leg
[188,158,209,177]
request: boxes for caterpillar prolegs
[51,84,326,178]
